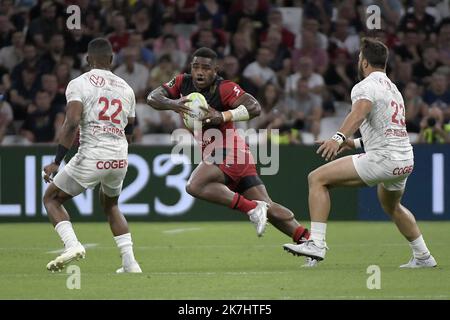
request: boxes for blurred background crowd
[0,0,449,145]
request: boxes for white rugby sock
[310,222,327,247]
[114,233,136,266]
[55,221,79,249]
[409,235,430,259]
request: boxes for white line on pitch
[163,228,202,234]
[46,243,98,254]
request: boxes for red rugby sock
[230,193,257,214]
[293,226,310,243]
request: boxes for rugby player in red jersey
[147,47,310,248]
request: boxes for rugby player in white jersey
[283,38,437,268]
[42,38,142,273]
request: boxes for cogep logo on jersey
[89,75,105,87]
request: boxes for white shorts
[352,152,414,191]
[53,153,128,197]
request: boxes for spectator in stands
[0,31,24,72]
[295,17,328,50]
[64,26,93,69]
[40,33,66,74]
[131,6,162,47]
[54,63,71,93]
[418,106,450,143]
[261,27,290,72]
[328,19,360,56]
[436,18,450,66]
[20,90,64,143]
[284,77,323,140]
[423,71,450,122]
[119,32,156,68]
[26,1,60,51]
[115,46,150,100]
[40,73,65,111]
[227,0,268,33]
[394,28,422,64]
[413,44,442,86]
[10,43,41,86]
[8,66,39,120]
[285,56,325,97]
[324,48,355,103]
[225,32,254,73]
[291,29,329,74]
[404,82,429,133]
[190,12,227,54]
[156,34,188,71]
[398,0,436,38]
[243,46,278,89]
[152,17,191,55]
[249,82,283,129]
[173,0,199,24]
[0,92,13,142]
[221,54,257,97]
[261,9,295,49]
[303,0,334,34]
[0,14,14,48]
[197,0,225,30]
[148,54,179,91]
[394,60,414,93]
[108,14,130,53]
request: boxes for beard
[358,62,365,81]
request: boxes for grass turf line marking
[46,243,98,254]
[162,227,202,234]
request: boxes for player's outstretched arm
[146,86,190,114]
[317,99,372,161]
[42,101,83,182]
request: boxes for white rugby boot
[116,261,142,273]
[283,240,328,261]
[247,201,269,237]
[400,255,437,268]
[47,242,86,272]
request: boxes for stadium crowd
[0,0,449,145]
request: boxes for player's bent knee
[308,170,324,186]
[185,180,200,197]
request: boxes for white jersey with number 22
[65,68,136,160]
[351,71,413,160]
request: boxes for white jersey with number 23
[351,71,413,160]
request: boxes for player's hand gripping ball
[182,92,209,130]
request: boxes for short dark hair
[360,37,388,69]
[192,47,217,61]
[87,38,113,56]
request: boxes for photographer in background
[418,106,450,143]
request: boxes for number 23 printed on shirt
[98,97,122,124]
[391,100,405,127]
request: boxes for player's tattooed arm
[146,86,191,114]
[219,93,261,124]
[231,93,261,119]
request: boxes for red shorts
[211,147,262,193]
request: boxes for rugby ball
[183,92,209,130]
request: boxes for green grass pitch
[0,221,448,299]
